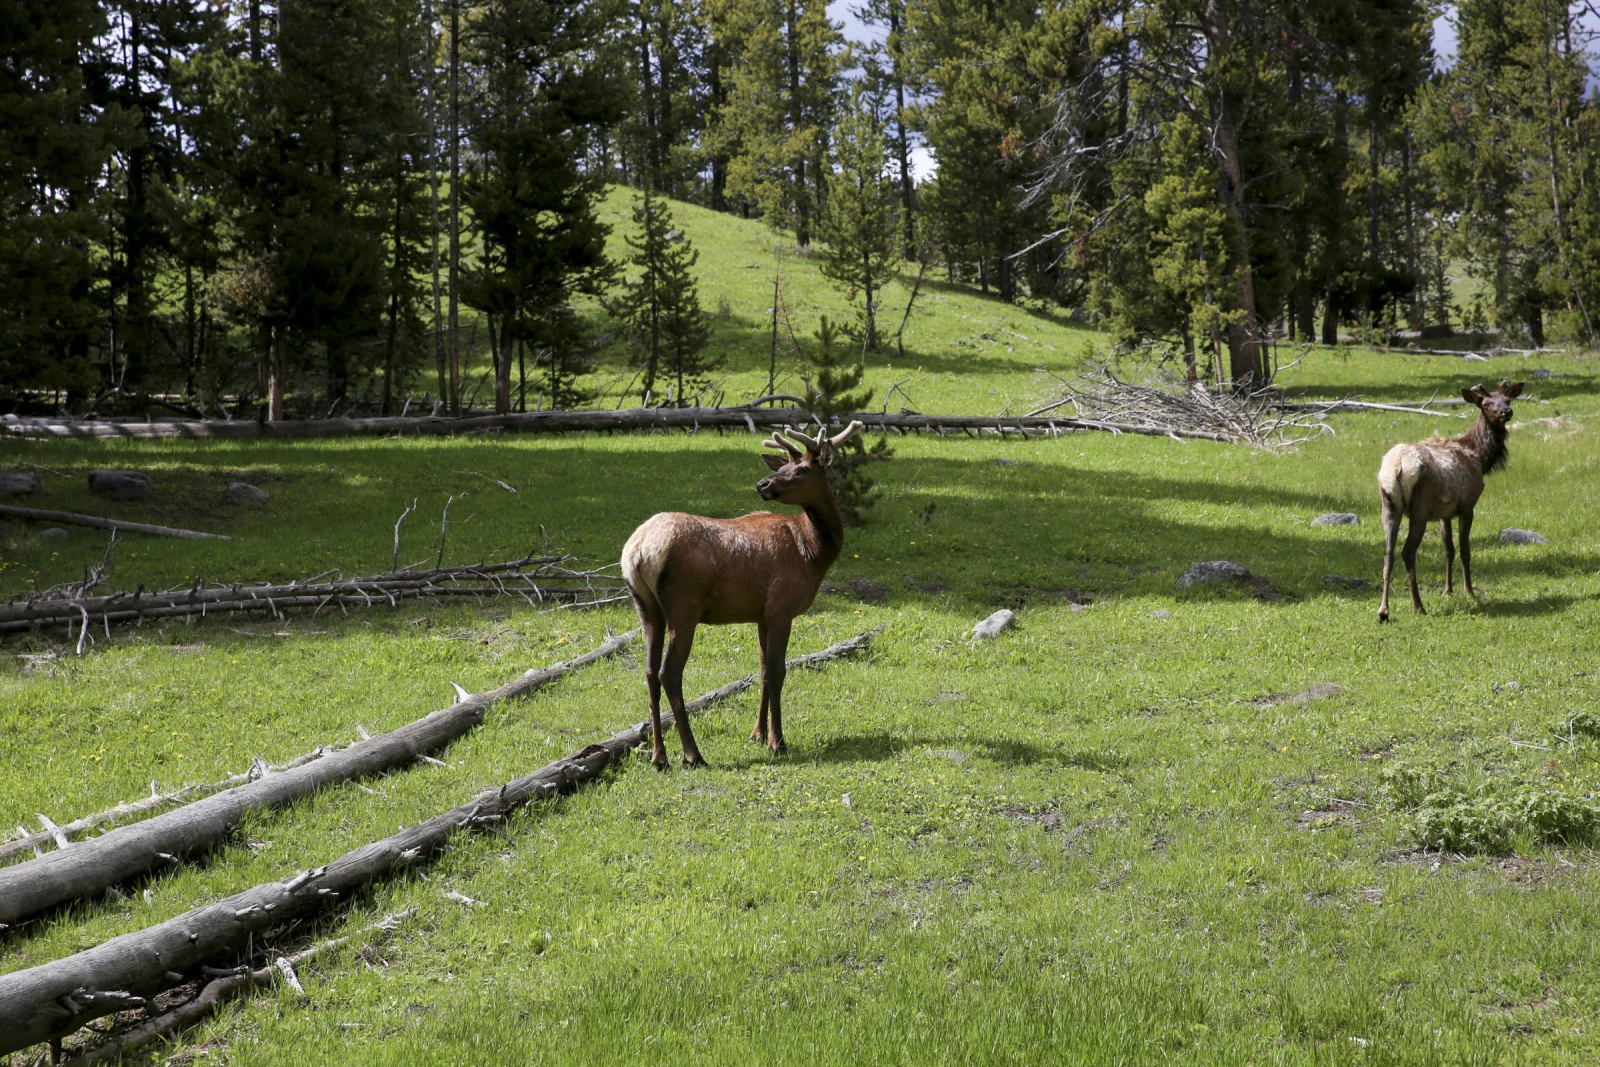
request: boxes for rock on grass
[88,470,153,501]
[1178,561,1251,587]
[226,482,270,504]
[0,472,41,496]
[1499,528,1547,545]
[1312,512,1359,526]
[971,609,1015,640]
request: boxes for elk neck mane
[1455,411,1510,475]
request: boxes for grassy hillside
[2,198,1599,1065]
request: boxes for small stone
[992,458,1026,467]
[1311,512,1360,526]
[1148,610,1172,619]
[0,472,42,496]
[1178,560,1251,588]
[88,470,153,501]
[226,482,270,504]
[1499,528,1547,545]
[971,608,1016,640]
[1463,353,1489,362]
[1322,574,1373,589]
[1530,368,1564,379]
[35,527,70,540]
[665,229,684,244]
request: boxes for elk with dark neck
[1376,379,1523,622]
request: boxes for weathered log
[61,910,414,1066]
[0,406,1236,442]
[0,556,625,635]
[0,744,337,866]
[0,629,638,927]
[1274,399,1467,415]
[0,628,879,1056]
[0,504,230,540]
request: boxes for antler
[762,432,801,458]
[777,424,823,453]
[829,420,865,447]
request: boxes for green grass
[3,196,1599,1065]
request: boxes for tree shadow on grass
[775,732,1114,770]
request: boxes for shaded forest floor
[3,213,1600,1063]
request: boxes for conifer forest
[6,0,1599,417]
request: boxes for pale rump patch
[621,513,688,602]
[1379,442,1474,521]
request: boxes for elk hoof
[750,729,767,743]
[682,754,708,770]
[1377,610,1390,624]
[651,755,669,772]
[768,741,789,756]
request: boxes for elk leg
[1440,519,1456,595]
[764,618,792,755]
[1459,509,1477,597]
[661,622,706,768]
[1378,494,1402,622]
[751,621,770,743]
[1401,506,1429,615]
[632,592,668,771]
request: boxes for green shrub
[1413,784,1600,854]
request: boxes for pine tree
[463,0,626,411]
[803,316,890,526]
[608,189,716,405]
[818,84,901,351]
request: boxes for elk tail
[621,516,673,615]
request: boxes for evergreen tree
[818,84,901,352]
[854,0,918,252]
[803,316,890,526]
[608,188,715,405]
[0,0,127,408]
[706,0,841,243]
[463,0,626,412]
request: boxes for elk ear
[761,453,786,472]
[1502,380,1525,398]
[1462,384,1487,405]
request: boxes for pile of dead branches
[0,555,628,650]
[1035,367,1336,449]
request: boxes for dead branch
[0,629,638,927]
[60,910,415,1066]
[0,743,342,866]
[0,555,626,638]
[0,504,230,541]
[0,628,879,1057]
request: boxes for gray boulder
[1499,528,1547,545]
[35,527,70,540]
[88,470,153,501]
[971,608,1016,640]
[1312,512,1360,526]
[1178,560,1251,588]
[226,481,270,504]
[0,472,41,497]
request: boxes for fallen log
[61,910,415,1066]
[0,629,638,927]
[0,504,230,541]
[1273,399,1469,417]
[1,743,339,866]
[0,405,1237,442]
[0,627,878,1056]
[0,555,626,636]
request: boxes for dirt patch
[990,585,1093,610]
[1254,682,1344,708]
[822,577,887,604]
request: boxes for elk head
[1462,380,1524,426]
[756,421,864,505]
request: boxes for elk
[621,420,866,769]
[1377,380,1523,622]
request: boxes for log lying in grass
[0,744,338,866]
[0,504,230,540]
[0,405,1238,442]
[0,627,878,1057]
[0,629,638,927]
[0,556,627,636]
[61,910,415,1067]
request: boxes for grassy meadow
[3,195,1600,1064]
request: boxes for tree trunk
[447,0,462,416]
[0,631,637,931]
[1210,91,1263,385]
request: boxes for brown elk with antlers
[622,420,866,769]
[1377,380,1524,622]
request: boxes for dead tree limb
[60,910,415,1067]
[0,745,338,866]
[0,627,878,1057]
[0,505,231,541]
[0,629,638,927]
